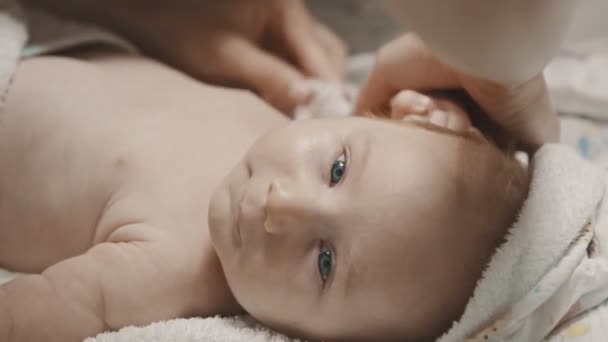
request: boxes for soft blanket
[439,144,608,341]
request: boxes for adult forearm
[385,0,579,84]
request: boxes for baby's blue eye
[318,243,333,282]
[329,153,347,186]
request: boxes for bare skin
[0,53,285,341]
[22,0,347,112]
[0,53,528,342]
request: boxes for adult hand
[112,0,347,113]
[27,0,348,112]
[355,33,559,152]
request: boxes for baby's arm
[0,223,203,342]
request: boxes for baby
[210,95,530,342]
[0,50,530,342]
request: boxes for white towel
[440,144,608,342]
[292,79,356,120]
[0,0,27,110]
[87,317,298,342]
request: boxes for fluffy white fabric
[292,79,355,120]
[0,0,26,110]
[439,144,607,341]
[86,317,298,342]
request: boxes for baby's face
[209,116,523,340]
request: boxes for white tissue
[293,80,356,120]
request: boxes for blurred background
[306,0,402,54]
[307,0,608,54]
[305,0,608,164]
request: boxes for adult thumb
[355,34,459,115]
[461,73,559,152]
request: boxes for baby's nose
[264,179,318,235]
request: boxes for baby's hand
[389,90,475,134]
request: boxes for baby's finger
[213,36,310,112]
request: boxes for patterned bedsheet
[562,116,608,166]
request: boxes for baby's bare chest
[0,55,284,265]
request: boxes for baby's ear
[401,108,476,135]
[389,90,435,120]
[391,90,475,135]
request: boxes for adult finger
[355,34,459,115]
[461,73,559,152]
[313,21,348,78]
[210,35,311,113]
[278,1,340,80]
